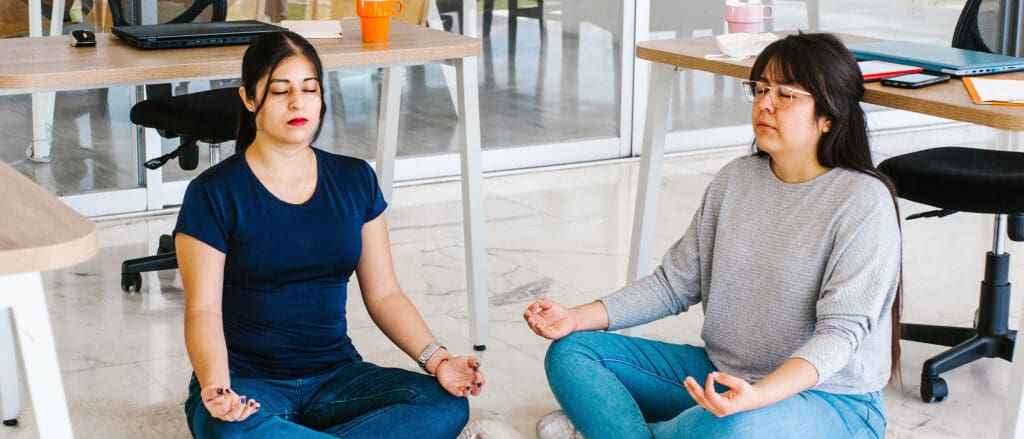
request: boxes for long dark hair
[750,33,904,384]
[236,31,327,152]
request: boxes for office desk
[631,33,1024,439]
[0,19,491,350]
[0,160,98,437]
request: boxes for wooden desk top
[637,33,1024,131]
[0,19,481,91]
[0,162,97,275]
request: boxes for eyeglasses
[740,80,812,110]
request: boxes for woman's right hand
[523,298,577,340]
[201,385,260,422]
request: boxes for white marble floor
[1,123,1023,438]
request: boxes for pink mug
[725,3,774,33]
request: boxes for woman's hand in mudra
[683,372,764,418]
[200,385,260,423]
[434,355,485,397]
[523,299,577,340]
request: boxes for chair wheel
[3,418,16,426]
[121,273,142,293]
[921,376,948,403]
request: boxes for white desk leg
[0,308,19,425]
[376,67,404,204]
[455,56,488,350]
[624,63,676,336]
[143,126,164,210]
[26,0,63,163]
[28,94,55,163]
[0,272,73,438]
[129,85,164,211]
[427,1,460,114]
[627,62,675,283]
[1000,303,1024,438]
[461,0,478,38]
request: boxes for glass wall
[0,0,977,216]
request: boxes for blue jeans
[184,360,468,438]
[545,332,886,439]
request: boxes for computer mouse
[69,29,96,47]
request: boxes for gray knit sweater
[602,154,900,394]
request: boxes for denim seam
[598,358,688,391]
[308,388,420,434]
[260,408,297,419]
[303,388,419,413]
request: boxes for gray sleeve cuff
[790,333,853,385]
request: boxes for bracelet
[417,341,446,372]
[431,356,452,375]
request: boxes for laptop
[847,41,1024,77]
[112,20,286,50]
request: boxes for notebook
[280,20,343,39]
[857,60,924,81]
[847,41,1024,77]
[961,77,1024,105]
[112,20,286,50]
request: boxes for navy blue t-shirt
[174,147,387,379]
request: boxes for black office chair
[878,0,1024,403]
[481,0,543,38]
[113,0,246,292]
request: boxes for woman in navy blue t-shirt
[176,32,484,438]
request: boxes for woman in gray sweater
[524,33,902,439]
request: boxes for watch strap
[417,341,445,372]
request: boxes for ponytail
[235,106,257,153]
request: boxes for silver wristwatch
[417,341,445,373]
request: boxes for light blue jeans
[545,332,886,439]
[184,360,468,438]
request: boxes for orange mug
[356,0,404,42]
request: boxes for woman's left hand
[684,371,765,418]
[434,355,485,397]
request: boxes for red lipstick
[288,118,308,126]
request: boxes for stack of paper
[280,20,343,39]
[962,77,1024,105]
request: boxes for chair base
[904,324,1016,402]
[901,250,1015,402]
[120,234,177,293]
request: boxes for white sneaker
[457,419,527,439]
[536,410,584,439]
